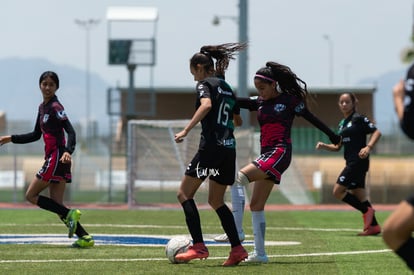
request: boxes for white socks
[252,210,266,256]
[231,183,245,234]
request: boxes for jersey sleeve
[355,115,377,134]
[11,113,42,144]
[236,96,259,111]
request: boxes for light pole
[75,18,100,145]
[212,0,249,127]
[323,34,334,86]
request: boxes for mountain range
[0,57,405,135]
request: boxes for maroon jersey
[238,93,306,151]
[11,95,76,157]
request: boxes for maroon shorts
[36,149,72,183]
[253,145,292,184]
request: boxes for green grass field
[0,207,410,275]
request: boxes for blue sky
[0,0,413,89]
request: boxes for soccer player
[226,62,341,263]
[382,65,414,271]
[0,71,94,248]
[316,92,382,236]
[174,43,248,266]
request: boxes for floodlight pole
[238,0,249,127]
[213,0,249,127]
[75,18,100,145]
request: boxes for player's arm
[62,119,76,154]
[10,114,42,144]
[236,96,259,111]
[300,107,341,145]
[315,141,341,152]
[233,102,243,127]
[393,79,405,121]
[175,97,212,143]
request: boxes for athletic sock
[59,217,88,237]
[216,204,241,248]
[181,199,203,244]
[342,193,368,213]
[396,237,414,271]
[231,183,245,234]
[251,210,266,256]
[37,195,69,217]
[362,200,378,226]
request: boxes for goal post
[126,119,255,208]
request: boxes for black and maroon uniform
[238,93,338,183]
[11,95,76,183]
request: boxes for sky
[1,0,413,90]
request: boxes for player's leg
[175,175,208,261]
[246,178,273,263]
[383,199,414,271]
[208,180,247,266]
[352,188,381,236]
[214,172,247,242]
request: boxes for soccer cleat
[222,245,248,266]
[72,235,95,248]
[66,209,81,238]
[175,242,209,262]
[213,231,245,243]
[244,251,269,263]
[358,225,381,236]
[362,207,375,230]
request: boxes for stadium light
[75,18,100,145]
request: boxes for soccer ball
[165,236,192,264]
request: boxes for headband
[254,74,276,83]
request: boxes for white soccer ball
[165,236,192,264]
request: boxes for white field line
[0,249,391,264]
[0,223,363,232]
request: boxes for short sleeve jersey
[338,112,377,165]
[195,77,237,149]
[238,93,306,150]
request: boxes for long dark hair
[39,71,59,89]
[254,61,308,100]
[190,42,247,77]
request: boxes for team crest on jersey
[42,114,49,123]
[294,102,305,112]
[274,104,286,112]
[197,84,205,97]
[57,110,67,119]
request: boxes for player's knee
[235,171,250,186]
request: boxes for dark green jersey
[195,77,238,149]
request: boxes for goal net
[126,119,255,208]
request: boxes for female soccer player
[316,92,381,236]
[382,66,414,271]
[0,71,94,248]
[230,61,341,263]
[174,43,248,266]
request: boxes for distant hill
[0,57,406,136]
[0,57,110,135]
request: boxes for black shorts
[336,165,367,190]
[185,147,236,185]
